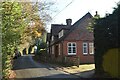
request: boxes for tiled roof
[62,12,93,40]
[51,24,70,36]
[49,12,93,44]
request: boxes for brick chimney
[66,19,72,26]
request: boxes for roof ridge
[72,12,92,26]
[61,12,93,40]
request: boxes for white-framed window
[52,46,54,54]
[83,42,88,55]
[59,44,61,55]
[59,30,64,38]
[51,36,54,41]
[89,43,94,54]
[67,42,76,55]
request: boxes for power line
[52,0,75,19]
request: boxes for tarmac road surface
[13,54,79,80]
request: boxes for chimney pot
[66,19,72,26]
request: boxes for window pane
[83,43,88,54]
[73,47,76,50]
[83,43,87,46]
[73,47,76,53]
[68,47,72,53]
[83,47,87,53]
[68,43,71,46]
[68,50,71,53]
[89,43,94,54]
[72,43,76,46]
[68,42,76,55]
[68,47,71,50]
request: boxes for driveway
[13,54,79,80]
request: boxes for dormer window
[59,30,64,38]
[52,36,54,41]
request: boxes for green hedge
[94,4,119,77]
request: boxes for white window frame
[59,30,64,38]
[59,44,61,55]
[67,42,77,55]
[51,36,54,41]
[83,42,88,55]
[52,46,54,54]
[89,43,94,54]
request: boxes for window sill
[68,54,76,56]
[89,54,94,55]
[83,54,88,56]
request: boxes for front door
[55,45,58,58]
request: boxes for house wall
[56,43,64,63]
[50,43,64,63]
[62,15,94,64]
[48,13,94,64]
[63,40,94,64]
[50,45,55,61]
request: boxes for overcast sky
[44,0,119,32]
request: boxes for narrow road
[13,54,79,80]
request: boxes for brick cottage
[46,12,94,65]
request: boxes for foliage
[1,1,53,79]
[21,1,53,46]
[35,41,47,55]
[87,11,100,32]
[39,42,47,49]
[2,2,24,51]
[20,2,45,46]
[34,32,47,54]
[94,4,119,75]
[37,1,53,24]
[1,2,25,79]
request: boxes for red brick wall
[64,16,94,41]
[62,16,94,64]
[63,40,94,63]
